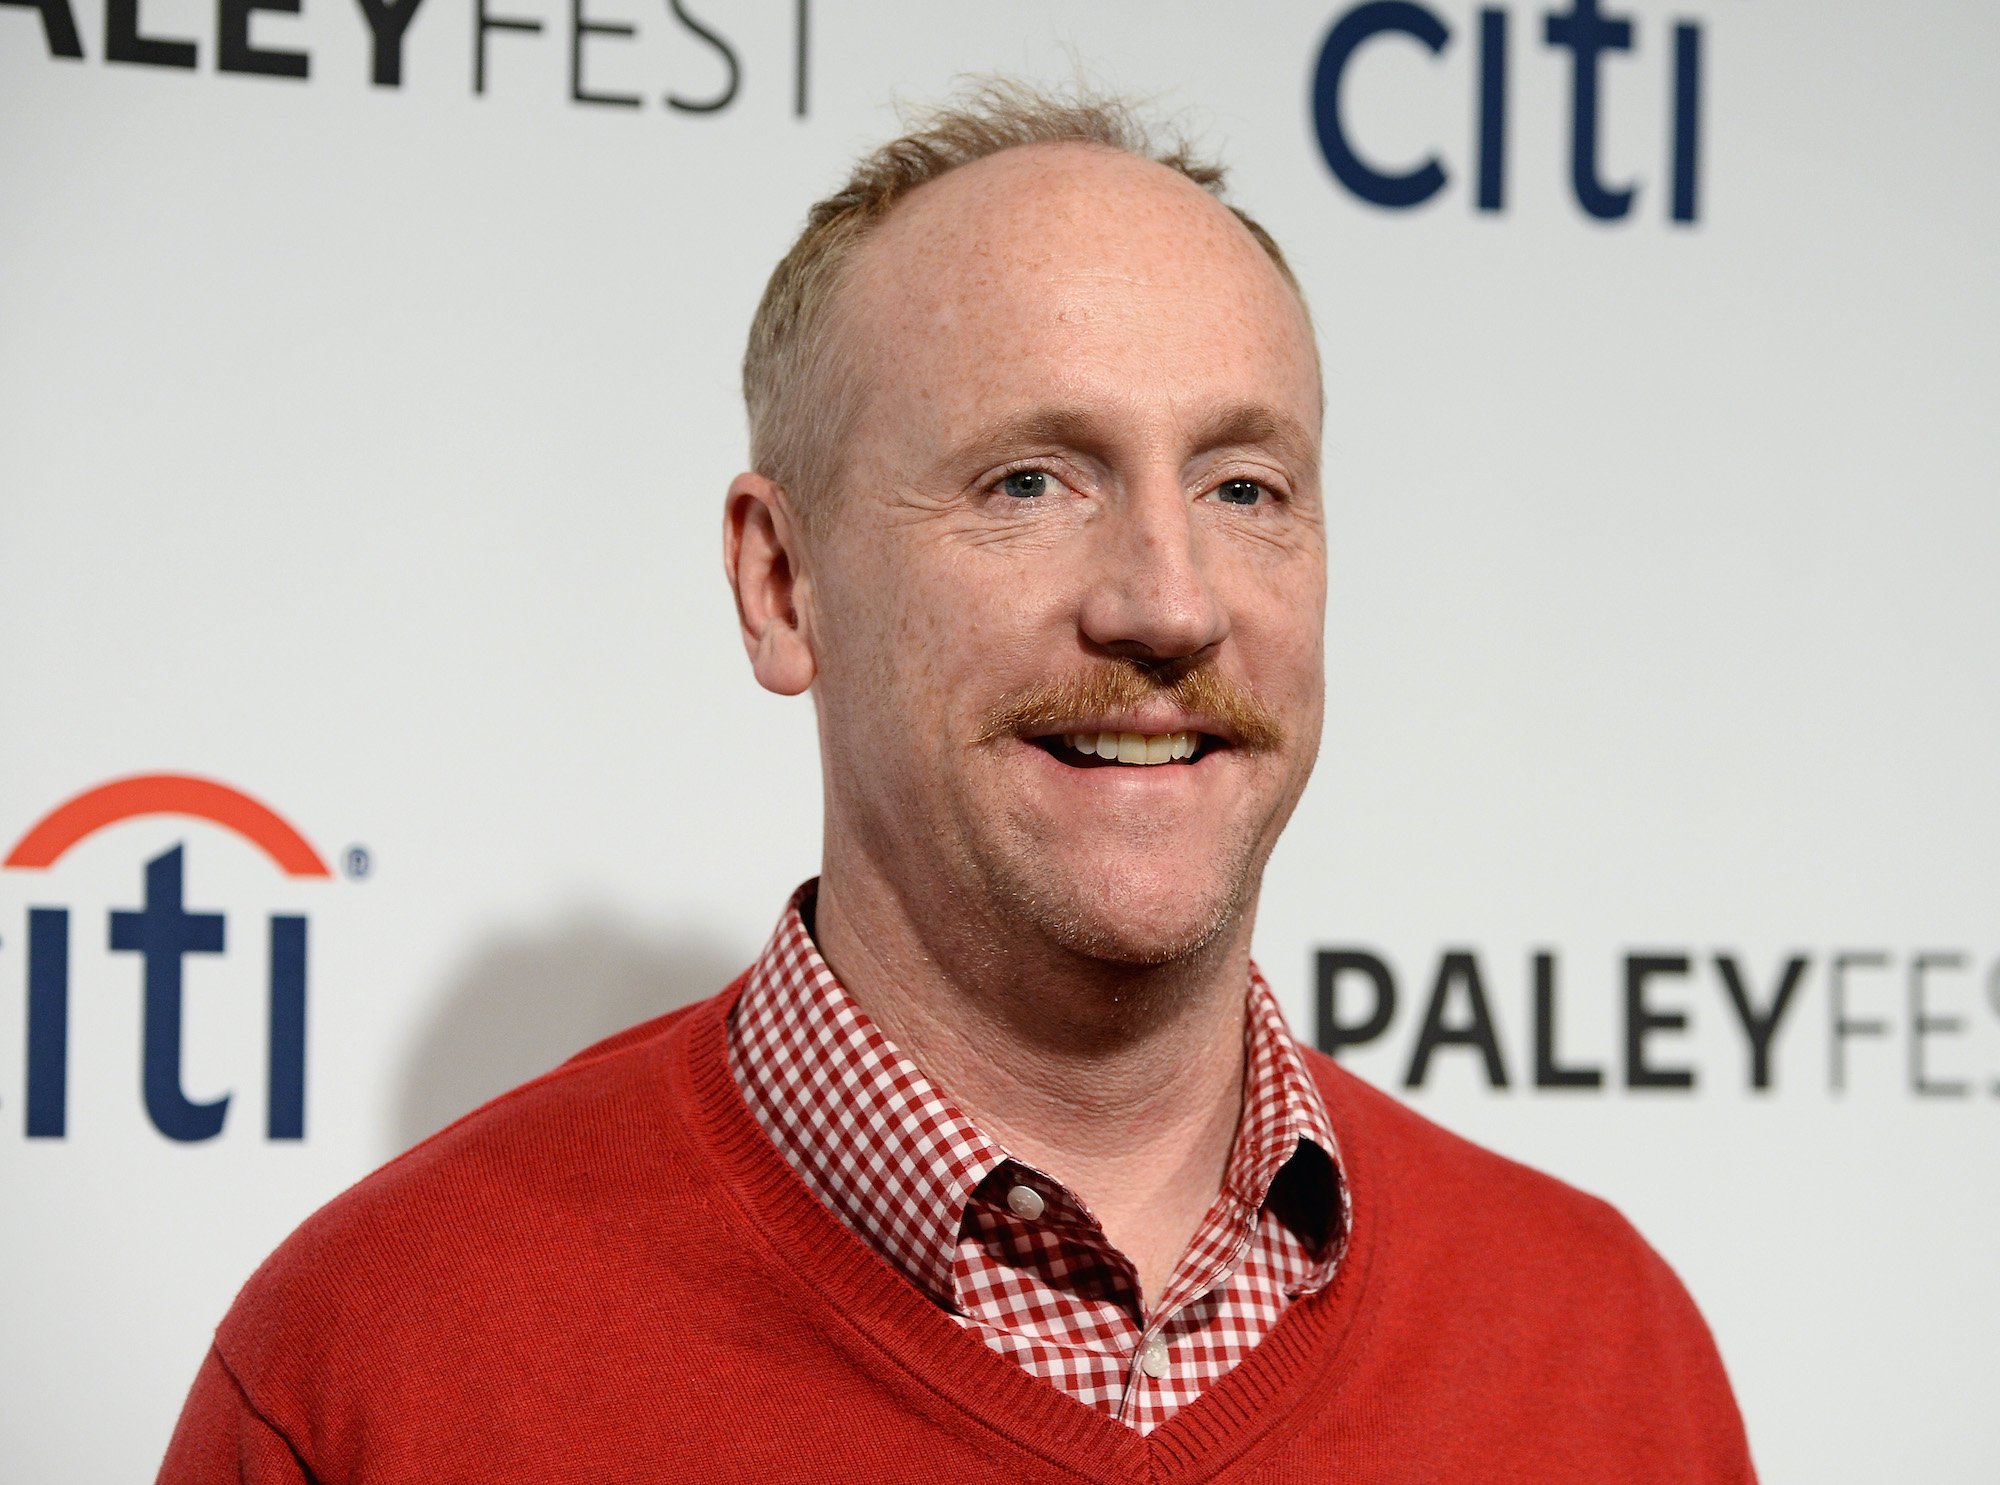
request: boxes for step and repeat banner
[3,1,1995,1478]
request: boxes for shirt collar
[727,881,1348,1309]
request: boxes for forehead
[835,144,1320,459]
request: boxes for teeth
[1062,731,1200,766]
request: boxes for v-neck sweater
[726,888,1347,1433]
[160,980,1757,1484]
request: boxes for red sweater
[160,981,1757,1483]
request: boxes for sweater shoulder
[1306,1047,1727,1358]
[213,988,738,1385]
[1303,1049,1752,1474]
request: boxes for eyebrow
[945,400,1321,482]
[1189,402,1321,481]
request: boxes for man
[161,83,1756,1481]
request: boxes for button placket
[1154,1193,1259,1319]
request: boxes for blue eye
[1216,479,1266,506]
[999,470,1051,499]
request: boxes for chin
[988,854,1258,969]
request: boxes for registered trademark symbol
[343,845,372,880]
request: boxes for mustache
[975,661,1284,752]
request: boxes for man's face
[798,143,1326,967]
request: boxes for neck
[812,860,1256,1309]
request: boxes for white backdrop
[3,1,1996,1479]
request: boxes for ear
[723,471,817,696]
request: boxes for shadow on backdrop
[392,916,749,1155]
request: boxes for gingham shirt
[726,883,1350,1434]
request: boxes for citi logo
[5,775,344,1143]
[1312,0,1704,221]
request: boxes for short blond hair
[741,78,1308,526]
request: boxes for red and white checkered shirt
[726,883,1350,1434]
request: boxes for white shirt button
[1139,1337,1170,1379]
[1005,1183,1045,1220]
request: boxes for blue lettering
[1312,2,1702,224]
[26,907,71,1137]
[1311,0,1451,210]
[268,915,307,1139]
[1671,22,1702,224]
[1544,0,1635,221]
[1476,8,1507,212]
[108,845,230,1142]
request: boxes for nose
[1077,480,1230,663]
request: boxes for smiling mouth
[1030,730,1218,768]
